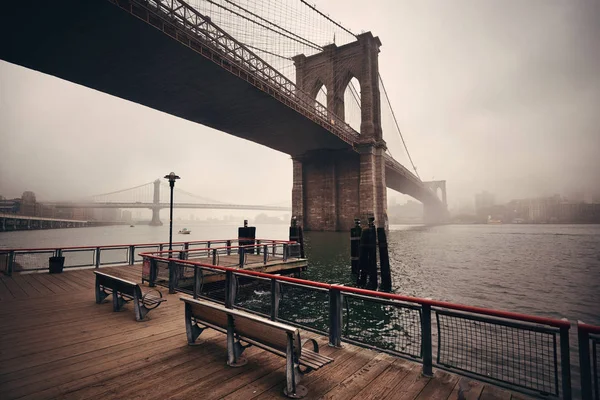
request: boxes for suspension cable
[202,0,322,51]
[379,73,420,179]
[300,0,357,39]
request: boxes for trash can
[49,256,65,274]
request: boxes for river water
[1,223,598,325]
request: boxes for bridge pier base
[150,207,162,226]
[292,147,387,232]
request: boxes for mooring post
[288,216,305,258]
[377,227,392,291]
[357,228,370,287]
[350,218,362,275]
[366,217,378,290]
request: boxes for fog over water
[1,0,599,211]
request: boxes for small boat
[178,228,191,234]
[130,225,135,227]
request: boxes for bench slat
[300,350,333,368]
[298,358,322,370]
[301,352,332,365]
[302,349,333,362]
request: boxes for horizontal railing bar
[578,321,600,334]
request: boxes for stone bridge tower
[422,180,449,224]
[149,179,162,226]
[291,32,387,231]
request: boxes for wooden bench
[181,297,333,399]
[94,271,166,321]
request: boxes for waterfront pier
[0,213,88,231]
[1,264,533,400]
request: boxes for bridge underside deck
[0,266,531,400]
[0,0,350,158]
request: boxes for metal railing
[141,253,573,399]
[140,241,302,293]
[579,322,600,400]
[0,238,296,276]
[109,0,360,145]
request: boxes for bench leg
[95,282,109,304]
[283,333,307,399]
[133,294,149,322]
[112,291,127,312]
[227,315,248,367]
[185,302,206,344]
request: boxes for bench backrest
[182,298,301,358]
[94,271,141,298]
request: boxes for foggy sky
[1,0,599,210]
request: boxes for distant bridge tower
[150,179,162,226]
[292,32,387,231]
[422,180,449,224]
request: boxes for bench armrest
[142,289,164,310]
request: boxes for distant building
[20,191,37,216]
[475,191,494,213]
[474,191,495,221]
[121,210,133,222]
[0,198,21,214]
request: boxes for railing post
[149,258,157,287]
[238,247,245,268]
[283,244,288,262]
[578,322,592,400]
[95,247,101,269]
[226,240,231,255]
[159,244,164,252]
[328,288,343,347]
[225,270,236,308]
[263,245,268,265]
[560,321,572,400]
[421,304,433,377]
[193,267,200,299]
[168,261,176,294]
[270,279,280,321]
[7,250,15,277]
[129,245,135,265]
[184,242,189,260]
[256,239,261,255]
[212,249,217,265]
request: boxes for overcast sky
[1,0,599,210]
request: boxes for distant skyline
[1,0,599,213]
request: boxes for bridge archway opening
[315,83,327,112]
[436,187,444,202]
[343,77,361,132]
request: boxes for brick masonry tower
[292,32,387,231]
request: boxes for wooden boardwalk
[0,266,532,400]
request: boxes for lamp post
[164,172,180,253]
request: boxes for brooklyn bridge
[0,0,448,231]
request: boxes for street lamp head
[164,172,181,183]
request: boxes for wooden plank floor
[0,266,533,400]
